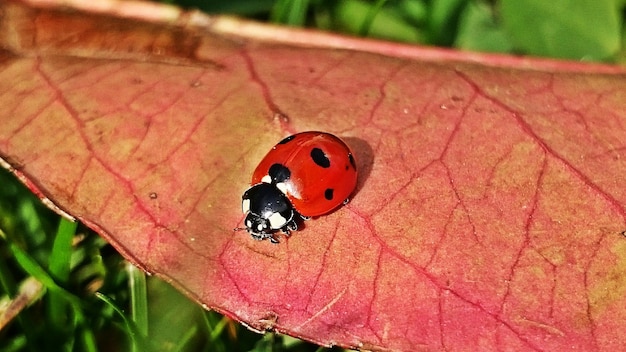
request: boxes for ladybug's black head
[244,211,272,236]
[241,183,295,242]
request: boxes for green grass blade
[201,311,227,352]
[49,218,77,282]
[95,292,148,351]
[2,231,90,351]
[78,324,98,352]
[2,234,83,314]
[127,263,148,350]
[0,242,19,295]
[207,314,229,343]
[358,0,388,36]
[5,240,68,301]
[171,325,198,352]
[2,335,27,352]
[270,0,310,25]
[47,218,78,334]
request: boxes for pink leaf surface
[1,0,626,350]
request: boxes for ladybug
[239,131,357,243]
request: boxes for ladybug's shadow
[341,136,374,200]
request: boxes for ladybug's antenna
[233,227,247,232]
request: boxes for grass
[1,0,624,351]
[167,0,626,63]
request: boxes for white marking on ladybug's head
[246,219,252,228]
[242,198,250,213]
[275,182,288,194]
[261,175,272,183]
[276,182,300,198]
[268,212,287,230]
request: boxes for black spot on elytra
[278,135,296,144]
[311,148,330,168]
[268,163,291,183]
[324,188,334,200]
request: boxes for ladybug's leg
[251,232,268,242]
[251,232,280,244]
[280,209,300,237]
[269,235,280,244]
[293,210,310,222]
[282,222,297,236]
[281,216,299,238]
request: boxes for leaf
[1,0,626,350]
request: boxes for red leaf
[1,1,626,350]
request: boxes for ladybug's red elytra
[239,131,357,243]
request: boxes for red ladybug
[240,131,357,243]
